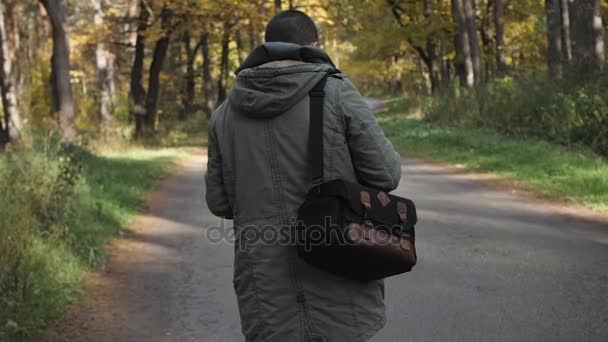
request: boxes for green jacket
[205,43,402,342]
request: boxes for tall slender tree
[143,6,173,134]
[494,0,507,75]
[560,0,572,63]
[568,0,605,74]
[0,0,19,146]
[200,31,213,116]
[182,30,199,116]
[39,0,76,140]
[92,0,117,128]
[546,0,563,76]
[590,0,604,71]
[453,0,475,88]
[217,28,230,105]
[131,0,148,138]
[464,0,481,84]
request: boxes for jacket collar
[236,42,336,74]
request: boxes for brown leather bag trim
[400,239,412,251]
[377,191,391,207]
[397,202,408,222]
[360,191,372,209]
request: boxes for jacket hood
[229,42,336,119]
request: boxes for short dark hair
[265,10,319,46]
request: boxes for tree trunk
[425,41,442,95]
[390,55,403,95]
[92,0,116,128]
[569,0,604,74]
[464,0,481,84]
[40,0,76,141]
[248,19,257,51]
[131,0,148,138]
[143,8,172,135]
[546,0,563,77]
[200,32,213,116]
[591,0,604,71]
[0,1,19,146]
[422,0,440,94]
[481,0,494,79]
[235,30,246,65]
[182,31,196,117]
[423,0,432,17]
[4,0,22,141]
[560,0,572,63]
[217,29,230,106]
[495,0,507,75]
[424,0,441,94]
[127,0,139,45]
[452,0,475,88]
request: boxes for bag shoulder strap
[308,71,335,184]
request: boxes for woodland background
[0,0,606,153]
[0,0,607,340]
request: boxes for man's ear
[309,42,319,48]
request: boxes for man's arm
[339,77,402,191]
[205,109,233,219]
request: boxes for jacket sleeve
[205,109,233,219]
[339,77,402,191]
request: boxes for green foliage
[379,113,608,212]
[424,75,608,157]
[0,136,181,340]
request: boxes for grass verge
[378,100,608,213]
[0,145,190,341]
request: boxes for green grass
[0,146,189,341]
[378,106,608,213]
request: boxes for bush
[0,132,179,340]
[0,134,93,339]
[423,74,608,157]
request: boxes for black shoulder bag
[296,73,419,282]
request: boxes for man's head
[264,10,319,46]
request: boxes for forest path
[46,115,608,342]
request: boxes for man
[205,10,401,342]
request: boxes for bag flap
[307,179,418,226]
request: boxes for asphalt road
[48,154,608,342]
[49,109,608,341]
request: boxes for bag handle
[309,72,331,185]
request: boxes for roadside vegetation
[379,94,608,213]
[0,135,191,340]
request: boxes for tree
[182,30,198,116]
[546,0,563,76]
[92,0,117,128]
[131,0,148,138]
[200,31,213,116]
[40,0,76,141]
[217,27,230,105]
[560,0,572,63]
[568,0,605,74]
[0,1,19,146]
[495,0,507,75]
[464,0,481,84]
[143,6,173,135]
[387,0,448,94]
[452,0,475,88]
